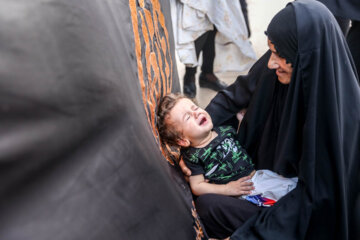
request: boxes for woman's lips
[276,69,286,75]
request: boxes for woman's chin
[277,76,291,85]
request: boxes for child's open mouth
[199,116,207,125]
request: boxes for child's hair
[157,93,187,146]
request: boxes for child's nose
[192,110,200,118]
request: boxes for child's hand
[225,176,254,196]
[179,158,191,182]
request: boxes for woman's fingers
[236,108,247,122]
[236,112,244,122]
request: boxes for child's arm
[189,174,254,196]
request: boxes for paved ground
[175,0,291,108]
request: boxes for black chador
[206,0,360,239]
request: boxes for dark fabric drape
[0,0,201,239]
[347,20,360,79]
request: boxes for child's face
[168,98,213,147]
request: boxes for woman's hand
[236,109,247,124]
[236,109,247,133]
[225,176,254,196]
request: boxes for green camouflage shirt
[181,126,255,184]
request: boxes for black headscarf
[230,0,360,239]
[207,0,360,239]
[266,5,298,66]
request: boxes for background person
[170,0,256,98]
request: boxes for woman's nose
[267,54,279,69]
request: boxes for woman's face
[267,39,293,84]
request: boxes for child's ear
[176,138,190,147]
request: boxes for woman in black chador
[181,0,360,239]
